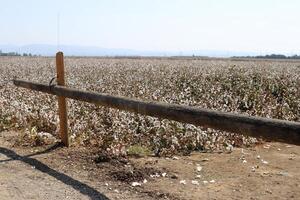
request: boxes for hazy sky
[1,0,300,53]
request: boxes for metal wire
[49,77,57,92]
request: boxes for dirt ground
[0,131,299,200]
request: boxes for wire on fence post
[56,52,69,147]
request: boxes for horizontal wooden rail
[14,79,300,145]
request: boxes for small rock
[172,156,179,160]
[170,174,178,179]
[243,160,247,164]
[210,180,215,183]
[266,190,272,194]
[240,156,246,161]
[162,172,167,177]
[261,159,269,164]
[195,175,202,179]
[288,154,296,160]
[256,155,261,159]
[226,144,233,152]
[203,181,208,184]
[150,173,160,178]
[180,180,186,185]
[114,189,119,193]
[196,166,203,172]
[131,182,142,187]
[191,180,199,185]
[143,179,148,184]
[104,183,109,186]
[278,171,289,176]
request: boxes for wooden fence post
[56,52,69,146]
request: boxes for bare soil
[1,131,299,200]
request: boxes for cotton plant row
[0,57,299,156]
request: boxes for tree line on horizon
[0,50,38,57]
[233,54,300,59]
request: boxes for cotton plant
[0,57,299,155]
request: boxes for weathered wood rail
[13,79,300,145]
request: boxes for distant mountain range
[0,44,267,57]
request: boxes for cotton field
[0,57,299,155]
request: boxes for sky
[1,0,300,54]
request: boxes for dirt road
[0,132,151,200]
[1,131,299,200]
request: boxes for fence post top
[56,52,64,56]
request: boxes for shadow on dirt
[0,146,110,200]
[0,142,63,163]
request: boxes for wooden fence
[13,52,300,146]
